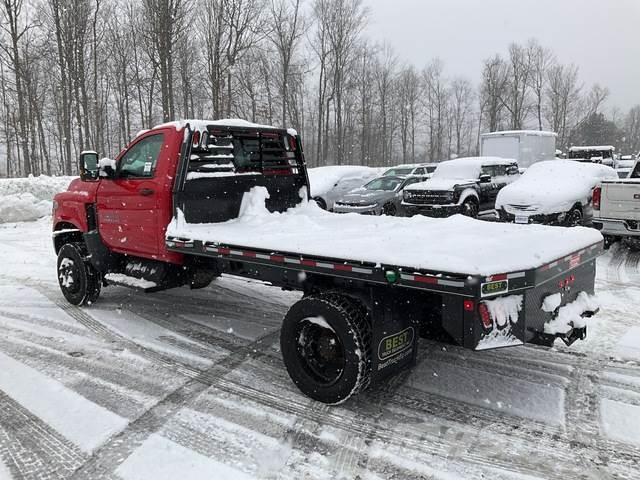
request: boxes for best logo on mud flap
[378,327,414,360]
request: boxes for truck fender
[457,188,479,205]
[53,221,85,254]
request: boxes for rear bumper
[592,218,640,237]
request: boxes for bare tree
[527,39,554,131]
[0,0,31,175]
[480,55,508,133]
[423,59,449,161]
[502,42,532,129]
[449,77,474,156]
[141,0,188,122]
[545,63,581,149]
[324,0,366,164]
[397,65,420,163]
[268,0,303,127]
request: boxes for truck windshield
[365,177,403,191]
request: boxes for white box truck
[480,130,557,169]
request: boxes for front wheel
[382,203,397,216]
[461,198,479,218]
[57,243,101,306]
[564,207,583,227]
[313,197,327,210]
[280,293,372,404]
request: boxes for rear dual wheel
[280,293,372,404]
[57,243,101,306]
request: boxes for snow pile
[0,175,75,223]
[541,292,562,313]
[238,185,271,218]
[544,292,599,335]
[307,165,383,197]
[484,294,523,328]
[476,328,524,350]
[497,160,617,215]
[168,187,603,277]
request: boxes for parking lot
[0,218,639,479]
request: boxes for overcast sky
[363,0,640,111]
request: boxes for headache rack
[172,123,310,224]
[180,124,304,179]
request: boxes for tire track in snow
[0,390,86,480]
[12,279,640,478]
[114,296,640,479]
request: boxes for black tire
[57,243,101,306]
[564,207,583,227]
[280,293,372,404]
[461,198,479,218]
[603,235,618,250]
[382,203,397,216]
[313,197,327,210]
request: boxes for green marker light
[385,270,399,284]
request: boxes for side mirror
[79,151,99,181]
[479,174,491,183]
[506,166,519,176]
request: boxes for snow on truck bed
[167,187,602,277]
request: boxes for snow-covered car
[333,175,428,216]
[401,157,519,218]
[307,166,382,210]
[381,163,438,177]
[496,160,618,226]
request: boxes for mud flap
[367,287,420,386]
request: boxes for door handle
[139,188,154,196]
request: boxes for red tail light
[192,130,201,148]
[478,302,493,331]
[593,186,601,210]
[463,299,475,312]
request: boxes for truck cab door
[96,132,166,257]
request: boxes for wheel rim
[567,209,582,227]
[58,257,81,295]
[296,319,345,386]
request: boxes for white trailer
[480,130,557,169]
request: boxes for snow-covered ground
[0,216,640,478]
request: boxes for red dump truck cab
[52,119,602,404]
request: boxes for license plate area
[515,215,529,224]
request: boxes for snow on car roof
[496,160,617,214]
[167,187,602,277]
[152,118,294,135]
[481,130,557,137]
[569,145,615,151]
[405,156,516,190]
[307,166,383,196]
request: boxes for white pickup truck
[592,160,640,244]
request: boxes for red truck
[53,119,602,404]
